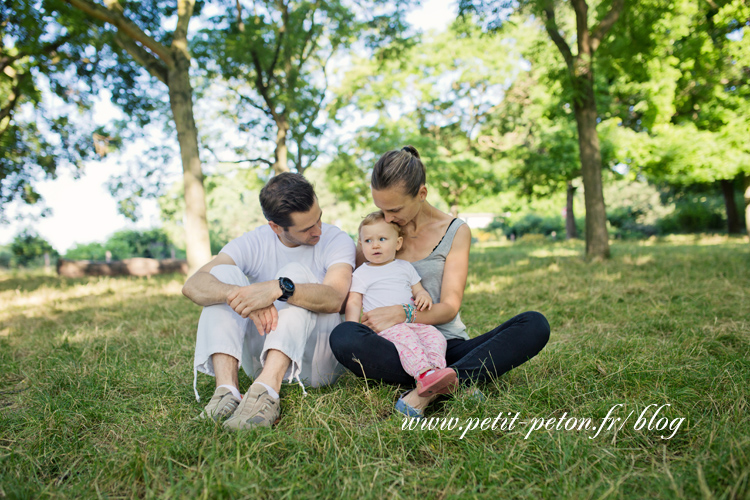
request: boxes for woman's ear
[418,185,428,202]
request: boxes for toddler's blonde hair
[358,210,402,239]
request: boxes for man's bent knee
[275,262,317,285]
[210,265,251,287]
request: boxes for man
[182,173,355,429]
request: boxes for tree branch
[236,0,245,32]
[227,86,271,117]
[297,1,320,71]
[224,157,273,166]
[590,0,625,53]
[542,2,574,72]
[268,29,285,79]
[265,7,288,90]
[250,49,281,122]
[173,0,195,58]
[205,145,273,166]
[570,0,590,56]
[703,0,719,10]
[293,49,330,170]
[0,53,24,75]
[114,32,168,84]
[1,35,73,74]
[63,0,174,66]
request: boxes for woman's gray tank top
[411,218,470,341]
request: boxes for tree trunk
[273,120,290,174]
[168,50,212,274]
[566,181,578,239]
[572,75,610,260]
[744,176,750,241]
[720,178,742,234]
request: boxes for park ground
[1,235,749,499]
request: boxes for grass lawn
[1,236,748,499]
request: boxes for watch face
[280,277,295,293]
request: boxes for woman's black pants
[329,311,551,386]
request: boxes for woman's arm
[361,224,471,332]
[408,223,471,325]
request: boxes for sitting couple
[182,146,550,429]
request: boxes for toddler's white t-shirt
[350,259,421,312]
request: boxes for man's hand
[226,281,281,318]
[248,305,279,335]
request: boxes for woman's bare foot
[401,389,439,411]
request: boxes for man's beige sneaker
[223,383,281,430]
[196,387,241,421]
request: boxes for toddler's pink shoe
[416,368,458,397]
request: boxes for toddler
[345,211,457,396]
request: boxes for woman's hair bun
[401,145,420,159]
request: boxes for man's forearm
[288,283,346,314]
[182,272,239,306]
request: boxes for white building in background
[457,213,498,229]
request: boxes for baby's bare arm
[411,282,433,311]
[345,292,364,322]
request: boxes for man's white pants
[192,263,345,400]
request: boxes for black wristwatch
[278,277,295,302]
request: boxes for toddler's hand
[414,290,433,311]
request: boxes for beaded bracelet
[401,303,415,323]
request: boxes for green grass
[1,236,749,499]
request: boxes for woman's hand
[361,305,406,333]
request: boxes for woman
[329,145,550,418]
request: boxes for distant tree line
[0,228,180,269]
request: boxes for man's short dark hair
[259,172,317,229]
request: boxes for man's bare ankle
[254,377,282,394]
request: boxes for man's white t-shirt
[220,223,355,284]
[350,259,421,312]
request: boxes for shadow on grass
[0,273,78,293]
[0,272,188,294]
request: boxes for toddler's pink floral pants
[378,323,447,378]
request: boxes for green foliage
[601,0,750,186]
[602,178,673,239]
[9,230,58,267]
[0,245,12,268]
[159,167,267,255]
[104,229,175,260]
[328,19,510,213]
[462,0,749,241]
[657,195,728,235]
[57,0,205,224]
[0,0,120,219]
[475,14,580,198]
[193,0,416,174]
[64,229,179,261]
[64,242,108,261]
[488,212,571,240]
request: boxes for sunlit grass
[1,237,749,498]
